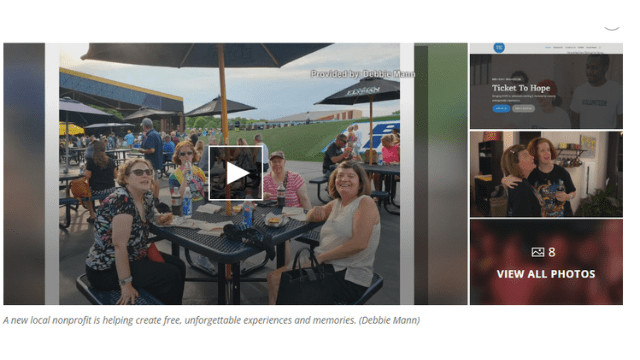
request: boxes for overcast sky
[59,43,401,121]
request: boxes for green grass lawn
[197,116,399,162]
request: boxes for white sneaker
[196,255,216,273]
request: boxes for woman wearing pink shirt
[374,134,400,192]
[262,151,312,210]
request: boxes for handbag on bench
[276,248,338,305]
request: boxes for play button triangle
[227,162,250,185]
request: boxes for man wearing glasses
[323,133,351,178]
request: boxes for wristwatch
[119,276,133,286]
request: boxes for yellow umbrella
[59,122,84,136]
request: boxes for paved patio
[59,160,400,305]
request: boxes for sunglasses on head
[179,151,194,156]
[130,169,154,176]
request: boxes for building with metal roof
[270,109,363,123]
[59,68,185,132]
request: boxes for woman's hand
[117,282,139,305]
[555,191,570,202]
[502,175,522,189]
[307,205,330,222]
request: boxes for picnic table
[126,151,144,158]
[149,202,324,304]
[106,149,131,160]
[59,168,83,185]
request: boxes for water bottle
[378,152,383,166]
[277,182,286,207]
[242,200,252,227]
[556,179,566,206]
[184,160,193,183]
[183,186,192,218]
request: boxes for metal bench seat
[76,274,164,305]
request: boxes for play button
[226,162,250,185]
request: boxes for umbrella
[123,107,177,121]
[59,122,84,136]
[85,122,135,136]
[81,43,331,215]
[60,97,116,173]
[184,96,256,117]
[84,123,135,128]
[315,77,400,164]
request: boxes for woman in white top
[267,161,381,304]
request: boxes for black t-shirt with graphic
[528,165,576,217]
[507,179,543,217]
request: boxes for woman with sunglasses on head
[500,145,544,217]
[85,159,186,305]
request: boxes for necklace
[539,166,553,182]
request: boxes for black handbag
[276,248,337,305]
[223,224,275,260]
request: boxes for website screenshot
[1,9,635,360]
[470,43,623,129]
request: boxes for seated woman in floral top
[85,159,185,305]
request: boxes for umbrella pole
[218,44,232,216]
[369,95,374,165]
[65,113,70,174]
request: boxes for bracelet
[119,276,133,286]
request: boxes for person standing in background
[124,130,135,149]
[353,124,363,156]
[570,55,623,129]
[138,118,162,196]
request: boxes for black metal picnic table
[149,202,323,304]
[106,149,132,160]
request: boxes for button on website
[512,104,535,113]
[493,104,510,113]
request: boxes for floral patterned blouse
[85,187,155,271]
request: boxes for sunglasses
[179,151,194,156]
[129,169,154,176]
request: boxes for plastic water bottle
[378,152,383,166]
[183,186,192,218]
[556,179,566,206]
[242,200,252,227]
[184,160,193,183]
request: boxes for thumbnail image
[59,43,403,305]
[470,54,622,129]
[470,131,622,218]
[470,220,622,305]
